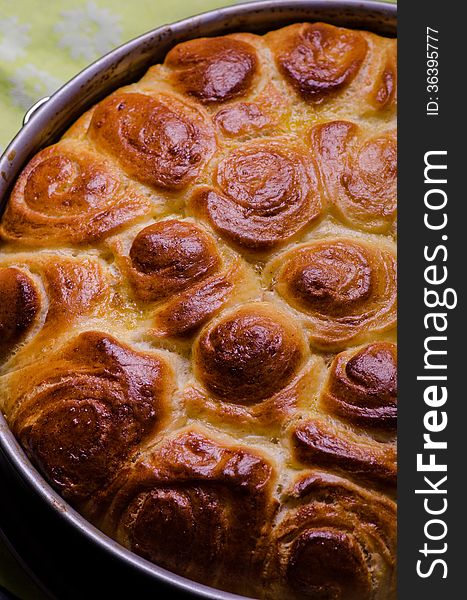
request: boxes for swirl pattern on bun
[269,238,396,350]
[150,264,239,338]
[290,419,396,488]
[264,471,396,599]
[184,356,324,435]
[269,23,367,103]
[127,220,221,302]
[98,429,276,595]
[193,303,307,405]
[321,342,397,430]
[191,139,322,252]
[117,219,255,338]
[367,40,397,112]
[9,332,174,502]
[89,92,216,191]
[0,255,109,370]
[213,83,290,140]
[0,142,151,245]
[310,120,397,232]
[165,36,258,103]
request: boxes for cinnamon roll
[0,142,151,245]
[264,471,396,599]
[213,83,290,139]
[184,356,324,435]
[270,238,397,350]
[89,92,216,191]
[193,302,307,404]
[215,102,270,138]
[118,219,256,338]
[0,255,109,369]
[321,342,397,430]
[268,23,367,103]
[98,429,276,596]
[191,138,323,252]
[127,219,221,302]
[165,36,259,103]
[309,120,397,233]
[9,332,174,502]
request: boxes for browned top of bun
[190,137,323,252]
[8,332,174,501]
[94,428,277,595]
[0,267,40,359]
[165,36,258,103]
[265,470,396,599]
[321,342,397,429]
[271,23,368,102]
[309,120,397,233]
[0,141,152,246]
[0,20,397,600]
[89,92,216,191]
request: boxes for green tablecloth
[0,0,395,598]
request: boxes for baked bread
[0,21,397,599]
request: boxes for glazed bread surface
[0,21,397,600]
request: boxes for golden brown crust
[37,257,109,328]
[0,141,151,246]
[269,238,397,350]
[184,356,324,435]
[309,121,397,233]
[264,471,396,599]
[9,332,174,502]
[0,253,111,368]
[0,21,397,600]
[290,419,396,489]
[368,39,397,112]
[127,220,221,302]
[214,83,290,139]
[193,303,308,405]
[150,265,235,338]
[270,23,368,103]
[96,429,277,596]
[0,267,40,359]
[89,92,216,191]
[321,342,397,430]
[113,219,258,340]
[0,254,110,370]
[190,138,323,252]
[165,36,259,103]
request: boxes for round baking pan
[0,2,396,598]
